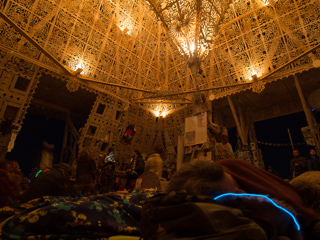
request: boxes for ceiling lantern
[146,0,232,78]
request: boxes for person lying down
[141,159,319,240]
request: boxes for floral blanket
[0,192,156,239]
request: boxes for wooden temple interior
[0,0,320,169]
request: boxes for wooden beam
[134,100,192,104]
[78,76,152,93]
[0,10,71,75]
[131,42,320,100]
[31,98,71,114]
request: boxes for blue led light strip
[214,193,300,231]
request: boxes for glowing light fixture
[308,53,320,68]
[120,25,130,34]
[154,111,160,117]
[154,104,167,118]
[146,0,233,79]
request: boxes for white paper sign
[184,112,207,146]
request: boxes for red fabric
[217,159,316,229]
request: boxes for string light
[214,193,300,231]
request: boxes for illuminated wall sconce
[73,68,83,76]
[122,27,129,34]
[308,53,320,68]
[251,74,258,81]
[266,0,277,7]
[154,110,166,121]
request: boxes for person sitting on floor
[119,174,138,192]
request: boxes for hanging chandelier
[146,0,233,75]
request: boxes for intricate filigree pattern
[0,0,320,160]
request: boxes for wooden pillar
[177,134,184,171]
[227,96,248,145]
[207,100,213,123]
[60,112,70,163]
[294,74,320,154]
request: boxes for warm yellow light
[190,43,195,52]
[160,111,167,117]
[154,111,160,117]
[248,70,261,81]
[75,61,83,71]
[265,0,277,6]
[120,25,130,34]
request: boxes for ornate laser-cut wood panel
[0,0,320,160]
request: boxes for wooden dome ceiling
[0,0,320,114]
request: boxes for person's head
[126,173,138,189]
[292,149,301,158]
[167,160,243,197]
[132,149,141,158]
[221,135,229,145]
[129,179,136,188]
[310,149,317,157]
[107,148,114,155]
[42,141,55,152]
[9,161,20,171]
[115,176,120,184]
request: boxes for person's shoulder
[217,159,258,170]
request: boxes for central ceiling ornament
[146,0,232,77]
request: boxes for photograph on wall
[121,124,136,145]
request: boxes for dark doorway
[6,74,97,176]
[6,112,65,176]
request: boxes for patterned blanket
[0,192,156,239]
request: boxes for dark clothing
[100,163,115,193]
[161,169,169,180]
[290,156,308,178]
[118,184,134,192]
[76,158,96,185]
[0,169,18,207]
[308,157,320,171]
[112,182,121,192]
[21,166,70,203]
[129,155,145,177]
[217,159,316,230]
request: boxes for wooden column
[60,112,70,163]
[227,96,248,145]
[294,74,320,154]
[177,134,184,171]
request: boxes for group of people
[1,144,320,239]
[0,146,173,207]
[290,148,320,179]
